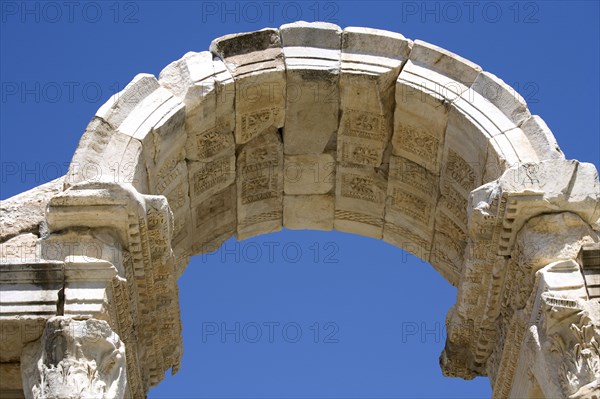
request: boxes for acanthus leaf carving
[21,317,127,399]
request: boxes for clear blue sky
[1,1,598,398]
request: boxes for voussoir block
[211,28,285,145]
[283,153,335,195]
[334,163,387,239]
[236,128,284,240]
[338,27,411,167]
[280,22,342,155]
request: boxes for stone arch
[2,23,598,399]
[65,23,563,285]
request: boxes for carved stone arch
[65,23,566,283]
[1,23,598,399]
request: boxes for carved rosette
[21,317,127,399]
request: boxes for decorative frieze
[335,164,387,239]
[236,129,284,240]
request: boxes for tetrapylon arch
[1,22,598,399]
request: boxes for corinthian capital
[21,317,127,399]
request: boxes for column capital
[21,317,127,399]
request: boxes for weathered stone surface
[158,51,214,100]
[159,51,235,161]
[62,257,119,320]
[96,74,160,128]
[191,184,236,255]
[428,129,481,279]
[450,84,539,182]
[0,263,63,352]
[520,115,565,161]
[281,22,341,154]
[0,233,38,262]
[498,160,600,226]
[283,194,334,231]
[409,39,482,89]
[514,212,597,270]
[384,156,437,263]
[0,363,22,394]
[334,164,387,239]
[236,128,284,240]
[443,160,600,392]
[472,71,530,126]
[211,29,285,144]
[392,74,449,173]
[0,177,63,242]
[339,27,410,167]
[21,317,127,399]
[283,153,335,195]
[158,50,236,263]
[429,223,464,284]
[66,117,148,191]
[67,74,182,193]
[188,154,235,205]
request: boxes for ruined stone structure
[1,23,599,398]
